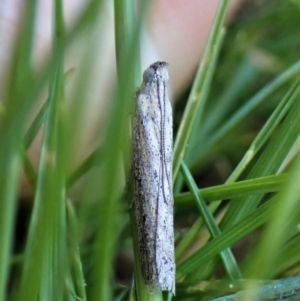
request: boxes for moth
[132,61,175,294]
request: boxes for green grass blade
[66,146,103,188]
[174,173,286,263]
[243,155,300,279]
[177,196,277,280]
[274,233,300,276]
[23,68,74,150]
[200,58,260,138]
[22,69,76,191]
[23,100,49,149]
[180,78,300,281]
[114,0,141,86]
[87,0,149,300]
[67,201,87,300]
[180,161,242,280]
[0,1,38,300]
[175,173,286,206]
[0,151,21,301]
[192,61,300,168]
[228,78,300,181]
[173,0,231,180]
[209,276,300,301]
[175,218,204,261]
[21,147,36,189]
[18,1,67,299]
[220,84,300,229]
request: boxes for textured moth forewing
[132,61,175,294]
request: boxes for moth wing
[133,91,161,284]
[155,98,175,293]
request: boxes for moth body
[132,61,175,294]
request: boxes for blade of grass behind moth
[114,0,161,300]
[177,195,277,280]
[220,84,300,230]
[191,60,300,169]
[180,161,242,280]
[87,0,150,300]
[114,0,140,182]
[0,1,38,300]
[173,0,231,180]
[243,155,300,279]
[114,0,141,87]
[18,1,67,300]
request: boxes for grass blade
[175,174,286,206]
[173,0,231,180]
[192,61,300,168]
[220,85,300,229]
[0,1,38,299]
[177,197,277,280]
[19,1,67,299]
[180,161,241,280]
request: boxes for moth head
[143,61,169,85]
[143,66,156,84]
